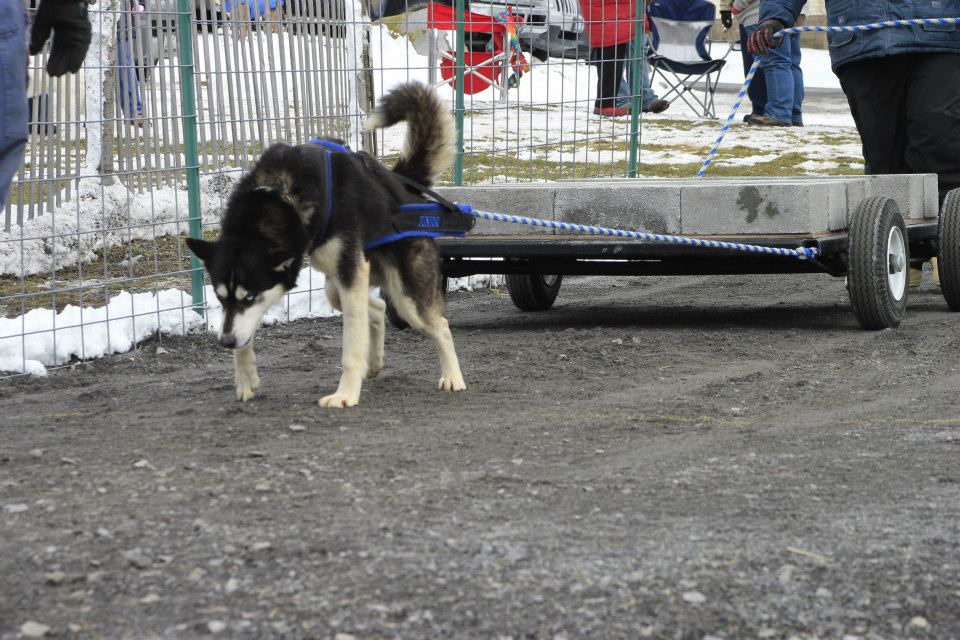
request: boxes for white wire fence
[1,0,652,375]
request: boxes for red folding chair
[427,2,527,100]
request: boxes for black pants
[835,53,960,207]
[592,43,629,109]
[739,24,767,115]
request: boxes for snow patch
[1,265,502,375]
[0,173,237,277]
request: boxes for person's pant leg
[760,32,795,123]
[835,56,912,177]
[789,32,804,125]
[0,1,29,209]
[594,43,627,109]
[117,36,143,118]
[904,53,960,206]
[617,41,659,110]
[616,41,632,106]
[639,56,658,109]
[740,24,766,115]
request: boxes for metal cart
[425,188,960,331]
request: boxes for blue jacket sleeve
[758,0,806,25]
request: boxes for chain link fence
[1,0,651,375]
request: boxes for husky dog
[186,82,465,408]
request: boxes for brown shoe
[746,114,791,127]
[643,99,670,114]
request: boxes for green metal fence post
[176,0,204,316]
[453,0,466,185]
[627,0,645,178]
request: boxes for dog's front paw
[235,371,260,402]
[319,392,359,408]
[236,383,257,402]
[438,374,466,392]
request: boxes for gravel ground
[2,272,959,640]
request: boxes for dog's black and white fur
[186,82,464,407]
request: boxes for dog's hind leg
[383,281,465,392]
[366,295,386,379]
[234,339,260,402]
[319,261,370,408]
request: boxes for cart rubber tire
[847,196,909,330]
[938,188,960,311]
[384,276,449,330]
[506,274,562,311]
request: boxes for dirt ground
[2,272,959,640]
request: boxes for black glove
[720,10,733,30]
[747,18,787,55]
[30,0,92,77]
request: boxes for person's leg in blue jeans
[739,23,767,115]
[616,42,660,110]
[117,32,143,120]
[0,0,29,208]
[789,33,804,125]
[760,30,796,124]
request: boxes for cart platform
[439,223,939,278]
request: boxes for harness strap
[306,137,475,251]
[319,149,334,239]
[305,147,335,254]
[387,169,463,215]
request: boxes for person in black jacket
[1,0,90,208]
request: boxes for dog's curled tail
[364,82,454,186]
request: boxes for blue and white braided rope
[695,17,960,178]
[470,209,819,261]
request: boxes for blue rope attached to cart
[468,209,819,261]
[695,17,960,178]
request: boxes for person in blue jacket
[749,0,960,286]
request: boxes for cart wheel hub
[889,254,905,273]
[887,226,907,301]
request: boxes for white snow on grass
[0,173,238,277]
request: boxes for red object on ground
[439,52,501,94]
[428,2,525,94]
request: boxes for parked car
[464,0,588,60]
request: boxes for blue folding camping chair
[647,0,732,118]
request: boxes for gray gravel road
[2,272,959,640]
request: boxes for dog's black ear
[185,238,215,264]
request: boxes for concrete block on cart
[552,182,682,234]
[832,179,869,231]
[864,174,939,220]
[436,185,555,235]
[680,180,849,235]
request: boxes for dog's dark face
[186,195,304,350]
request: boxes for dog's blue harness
[308,137,475,251]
